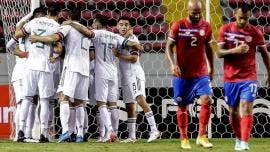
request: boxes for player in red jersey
[165,0,214,149]
[217,4,270,151]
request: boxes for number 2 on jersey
[190,36,197,46]
[35,29,46,49]
[101,42,113,62]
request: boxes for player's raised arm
[257,46,270,86]
[63,20,94,38]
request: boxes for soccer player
[6,7,46,142]
[63,14,144,142]
[14,5,61,142]
[30,8,92,143]
[217,4,270,151]
[113,16,160,143]
[165,0,214,149]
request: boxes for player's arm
[14,45,28,58]
[205,42,214,80]
[257,46,270,86]
[217,42,249,58]
[53,42,63,54]
[14,12,33,39]
[63,20,94,38]
[6,37,18,52]
[112,47,138,63]
[29,34,61,44]
[125,40,144,52]
[165,38,180,77]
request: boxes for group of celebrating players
[5,0,270,151]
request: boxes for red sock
[229,116,241,139]
[198,102,211,136]
[241,115,254,142]
[177,106,188,139]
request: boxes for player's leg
[73,99,85,142]
[121,83,137,143]
[135,78,159,142]
[83,104,89,142]
[195,76,213,148]
[238,80,257,150]
[68,103,76,142]
[25,95,38,140]
[95,77,113,142]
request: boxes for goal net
[0,0,269,140]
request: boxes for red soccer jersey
[218,22,265,82]
[168,18,212,78]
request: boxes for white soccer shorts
[122,77,146,103]
[58,69,89,101]
[95,77,118,102]
[23,70,55,99]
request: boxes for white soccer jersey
[11,37,30,82]
[91,29,127,80]
[119,34,145,85]
[57,23,91,76]
[22,17,60,73]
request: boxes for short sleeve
[168,21,179,42]
[217,25,226,44]
[21,21,32,36]
[55,25,71,40]
[254,28,265,47]
[205,24,212,43]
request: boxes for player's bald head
[187,0,203,24]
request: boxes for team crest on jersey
[199,29,205,36]
[245,36,252,42]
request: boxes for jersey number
[249,83,257,97]
[81,36,88,51]
[190,36,197,46]
[101,42,113,62]
[35,29,46,49]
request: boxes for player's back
[23,17,60,72]
[60,23,91,76]
[92,29,125,79]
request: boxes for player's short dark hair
[70,8,81,21]
[237,3,251,14]
[95,14,108,27]
[33,5,47,16]
[47,5,61,16]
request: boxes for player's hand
[170,64,181,77]
[29,35,38,43]
[112,47,119,57]
[62,20,72,25]
[137,44,144,52]
[235,43,249,54]
[124,29,133,38]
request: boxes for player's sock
[83,107,88,135]
[127,118,136,139]
[25,103,37,138]
[48,99,55,128]
[40,98,50,138]
[109,106,119,134]
[241,115,253,142]
[15,103,22,139]
[98,105,113,136]
[19,98,32,132]
[69,107,76,134]
[145,111,158,132]
[76,106,85,137]
[198,102,211,136]
[229,116,241,139]
[177,106,188,139]
[96,110,105,138]
[60,101,70,134]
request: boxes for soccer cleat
[196,135,213,148]
[147,130,160,142]
[181,138,192,150]
[17,130,25,142]
[83,134,88,142]
[234,138,242,151]
[236,141,250,151]
[58,131,70,143]
[76,135,84,143]
[120,138,137,143]
[68,133,77,142]
[39,134,49,143]
[109,132,118,142]
[95,137,104,143]
[25,138,39,143]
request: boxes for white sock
[68,107,76,134]
[48,99,55,128]
[19,98,32,132]
[25,103,37,138]
[76,106,85,137]
[96,111,105,138]
[40,98,49,138]
[145,111,157,132]
[128,118,136,139]
[15,103,22,139]
[98,106,112,137]
[83,107,88,134]
[60,101,70,134]
[109,106,119,134]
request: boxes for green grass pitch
[1,138,270,152]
